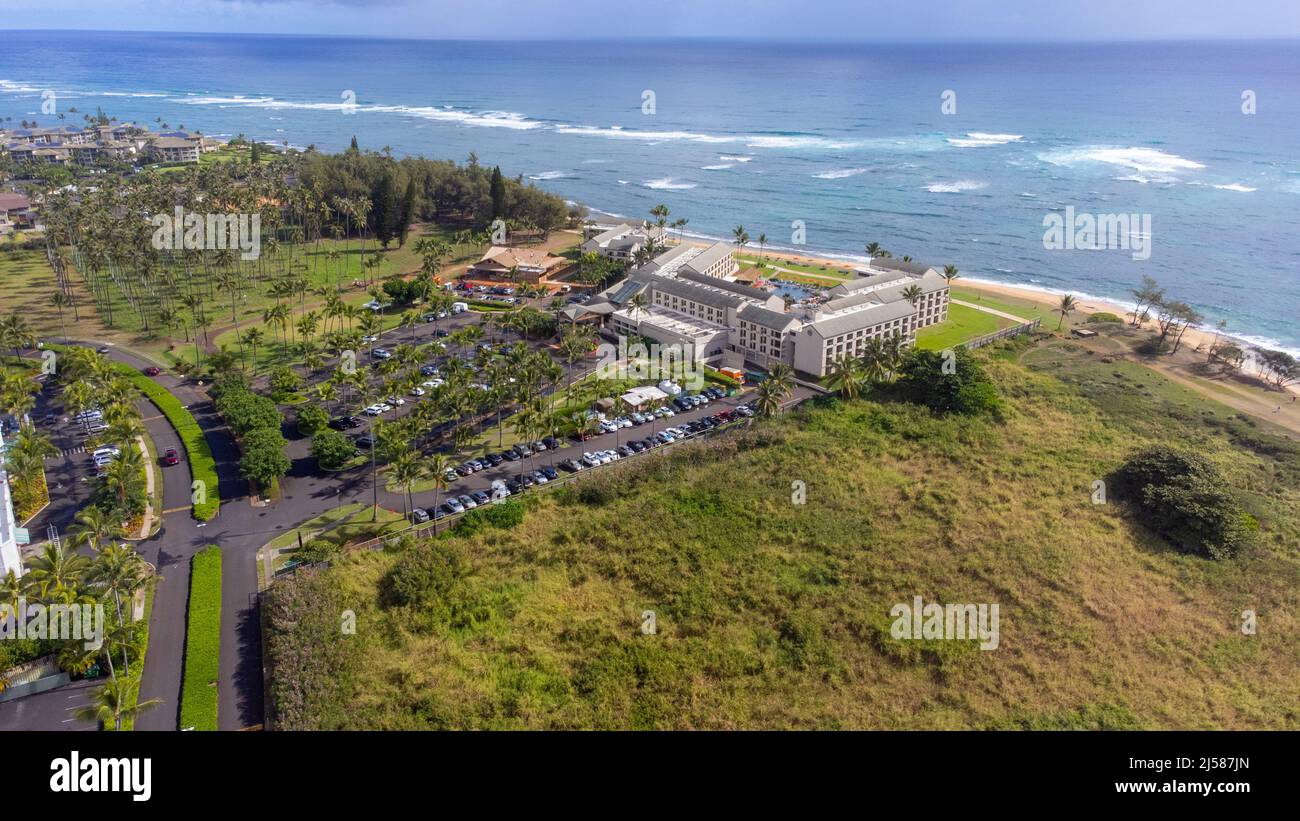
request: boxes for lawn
[180,546,222,731]
[951,286,1046,323]
[264,336,1300,729]
[915,301,1010,350]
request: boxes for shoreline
[598,218,1299,362]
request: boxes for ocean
[2,31,1298,352]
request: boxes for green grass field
[265,335,1300,729]
[915,302,1010,350]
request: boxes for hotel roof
[681,242,733,275]
[738,304,801,332]
[804,299,915,339]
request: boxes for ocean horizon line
[4,29,1300,46]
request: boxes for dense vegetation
[265,337,1299,729]
[1112,446,1256,560]
[180,546,222,731]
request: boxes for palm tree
[70,505,126,551]
[757,233,768,262]
[389,446,425,520]
[425,453,451,531]
[24,541,90,602]
[50,291,71,343]
[901,284,924,307]
[0,310,36,358]
[74,678,161,731]
[732,225,749,253]
[1055,294,1078,330]
[825,356,864,399]
[864,241,886,260]
[942,264,959,286]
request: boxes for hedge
[180,546,223,731]
[116,366,221,519]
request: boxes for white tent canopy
[620,385,669,408]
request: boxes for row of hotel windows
[654,292,725,325]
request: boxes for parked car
[420,364,440,376]
[457,494,478,510]
[540,466,559,481]
[559,458,582,472]
[411,508,430,524]
[543,436,561,450]
[161,447,180,466]
[444,498,465,514]
[531,440,547,452]
[502,449,520,462]
[485,452,504,466]
[356,435,376,449]
[617,445,634,458]
[470,490,491,506]
[530,470,549,484]
[409,386,426,397]
[505,478,524,494]
[371,347,392,359]
[443,468,459,482]
[143,366,161,376]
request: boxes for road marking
[161,506,191,515]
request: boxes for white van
[451,302,469,314]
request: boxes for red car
[143,366,161,376]
[162,448,180,466]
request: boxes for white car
[363,404,385,416]
[422,378,445,389]
[409,387,426,397]
[385,396,405,406]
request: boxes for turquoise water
[2,32,1297,351]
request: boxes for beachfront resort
[569,220,950,378]
[1,122,221,167]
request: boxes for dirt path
[952,298,1032,323]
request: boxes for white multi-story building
[0,426,24,579]
[570,246,950,378]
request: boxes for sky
[2,0,1299,41]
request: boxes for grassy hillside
[267,335,1300,729]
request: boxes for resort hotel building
[566,243,949,379]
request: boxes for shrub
[454,498,525,535]
[296,404,330,436]
[311,429,357,470]
[215,387,283,436]
[180,546,222,731]
[1086,311,1123,323]
[269,366,303,400]
[896,347,1002,416]
[1111,446,1255,559]
[265,567,360,730]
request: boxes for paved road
[3,316,801,732]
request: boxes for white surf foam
[926,180,987,193]
[643,177,697,190]
[1040,146,1206,175]
[947,132,1023,148]
[813,167,868,180]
